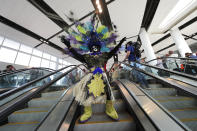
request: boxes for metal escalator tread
[146,84,197,130]
[171,109,197,120]
[74,84,136,131]
[74,112,136,131]
[0,88,67,131]
[92,99,126,113]
[144,88,177,95]
[171,109,197,131]
[0,121,39,131]
[154,96,193,102]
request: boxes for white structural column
[139,28,157,65]
[170,28,192,57]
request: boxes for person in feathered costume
[60,14,126,123]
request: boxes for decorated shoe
[105,100,119,120]
[79,106,92,123]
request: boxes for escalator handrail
[120,61,197,96]
[37,75,87,130]
[146,56,197,64]
[125,60,197,81]
[0,64,85,122]
[0,67,55,77]
[117,80,190,131]
[0,65,78,100]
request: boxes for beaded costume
[60,14,126,122]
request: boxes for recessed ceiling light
[159,0,196,29]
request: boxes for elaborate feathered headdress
[63,14,118,54]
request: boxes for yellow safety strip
[157,98,193,102]
[13,110,48,114]
[7,121,39,125]
[181,118,197,122]
[169,107,197,112]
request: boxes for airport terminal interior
[0,0,197,131]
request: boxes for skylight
[159,0,196,29]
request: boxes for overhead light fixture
[95,0,102,13]
[159,0,196,29]
[96,0,100,5]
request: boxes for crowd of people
[155,50,197,75]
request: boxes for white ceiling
[0,23,40,48]
[0,0,196,65]
[108,0,146,41]
[148,0,179,34]
[0,0,62,39]
[44,0,95,24]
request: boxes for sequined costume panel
[83,53,108,68]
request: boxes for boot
[105,100,119,120]
[79,106,92,123]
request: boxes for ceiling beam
[28,0,70,48]
[155,32,197,54]
[138,0,160,43]
[45,0,115,41]
[182,34,197,41]
[0,15,65,52]
[91,0,113,31]
[28,0,69,29]
[141,0,160,30]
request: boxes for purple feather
[107,33,118,44]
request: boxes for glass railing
[125,61,197,87]
[0,68,53,89]
[147,57,197,76]
[0,65,86,131]
[0,66,74,106]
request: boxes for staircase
[145,83,197,131]
[74,86,136,131]
[0,88,66,131]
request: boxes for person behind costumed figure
[60,14,126,123]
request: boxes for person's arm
[123,51,131,62]
[61,36,86,63]
[107,37,126,59]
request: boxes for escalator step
[157,97,196,110]
[0,121,38,131]
[92,100,126,113]
[8,110,47,123]
[28,98,58,107]
[145,88,177,97]
[148,84,163,89]
[154,96,192,101]
[74,112,135,131]
[112,90,121,99]
[170,109,197,121]
[41,90,65,98]
[183,121,197,131]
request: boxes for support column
[139,28,156,65]
[170,28,192,57]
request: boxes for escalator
[117,62,197,130]
[0,68,54,93]
[0,65,84,131]
[0,63,188,131]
